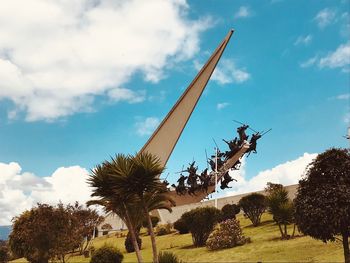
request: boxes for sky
[0,0,349,225]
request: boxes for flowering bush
[206,219,247,250]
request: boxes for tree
[87,153,174,263]
[238,193,267,226]
[294,148,350,263]
[71,202,103,254]
[0,240,9,263]
[9,203,79,263]
[266,186,295,239]
[110,152,173,263]
[181,207,222,247]
[87,157,144,263]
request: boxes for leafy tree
[294,148,350,263]
[9,203,79,263]
[0,240,9,263]
[181,207,222,247]
[71,202,103,254]
[220,204,240,221]
[238,193,267,226]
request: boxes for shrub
[142,216,160,229]
[238,193,267,226]
[124,231,142,253]
[158,251,182,263]
[181,207,222,247]
[90,245,123,263]
[173,218,189,234]
[157,226,168,236]
[206,219,247,250]
[220,204,240,221]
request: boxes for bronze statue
[247,132,262,155]
[220,171,236,190]
[237,124,249,144]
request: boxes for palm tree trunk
[292,224,296,238]
[342,232,350,263]
[124,204,144,263]
[141,196,158,263]
[284,224,288,239]
[278,223,284,239]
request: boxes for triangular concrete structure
[140,30,234,166]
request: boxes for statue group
[170,124,264,196]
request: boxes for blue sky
[0,0,349,225]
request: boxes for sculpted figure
[248,132,262,154]
[220,171,235,190]
[237,124,249,144]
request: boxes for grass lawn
[12,213,344,262]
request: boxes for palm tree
[88,153,174,263]
[129,152,172,263]
[87,156,143,263]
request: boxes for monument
[139,29,250,206]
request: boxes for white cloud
[314,8,336,28]
[135,117,160,136]
[194,58,250,85]
[300,56,318,68]
[294,35,312,46]
[107,88,146,104]
[226,153,318,196]
[319,42,350,69]
[217,102,230,110]
[336,93,350,100]
[0,162,90,225]
[234,6,251,19]
[0,0,210,121]
[300,42,350,71]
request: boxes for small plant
[220,204,240,221]
[124,231,142,253]
[158,251,182,263]
[142,216,160,229]
[181,207,222,247]
[90,245,123,263]
[156,223,172,236]
[173,218,189,234]
[206,219,247,250]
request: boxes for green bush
[142,216,160,228]
[181,207,222,247]
[124,231,142,253]
[90,245,123,263]
[238,193,267,226]
[206,219,247,250]
[156,223,172,236]
[220,204,240,221]
[173,218,189,234]
[158,251,182,263]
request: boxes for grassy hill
[12,213,344,262]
